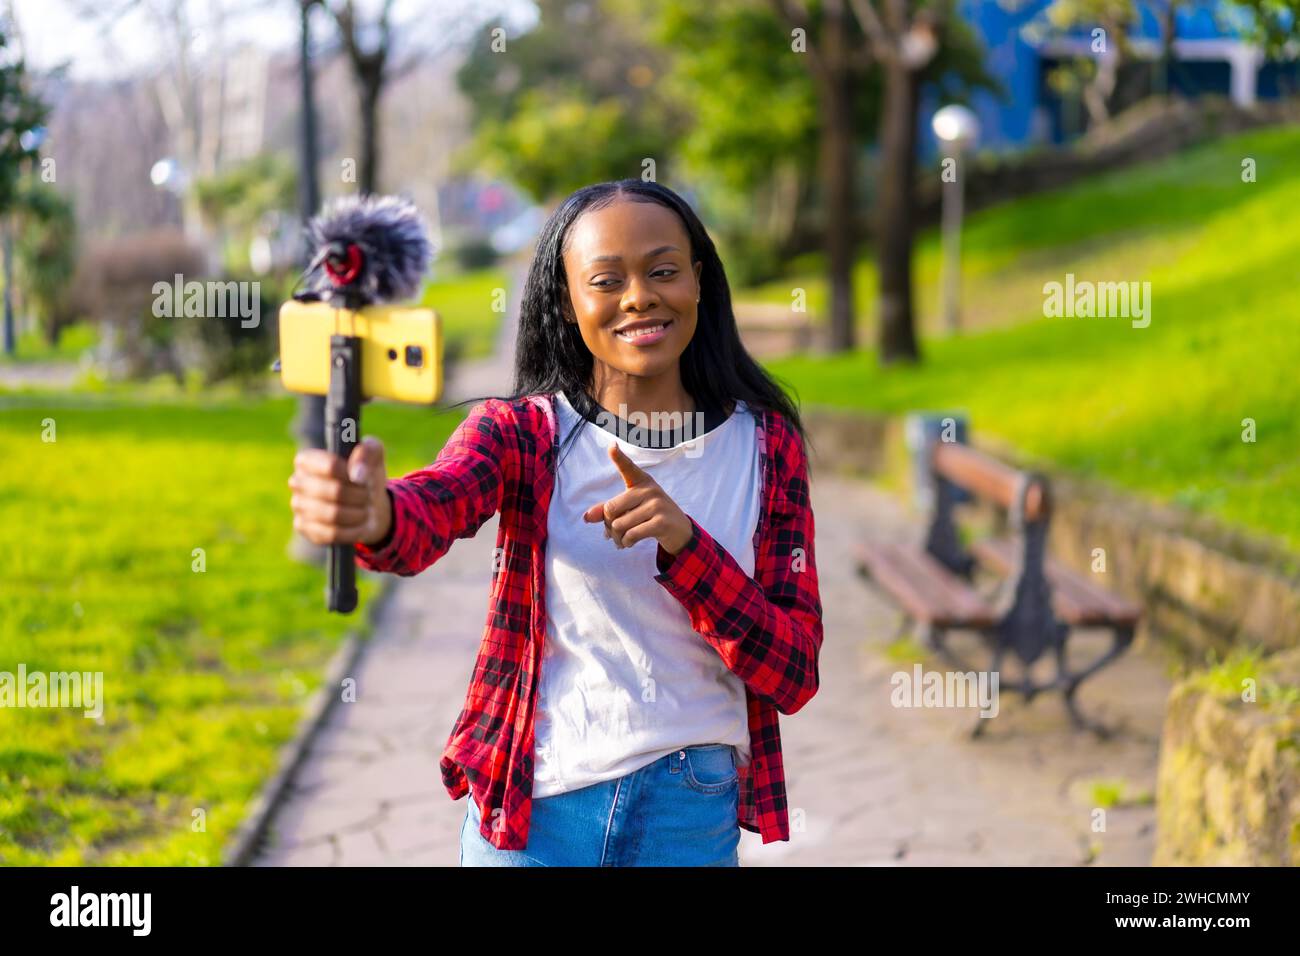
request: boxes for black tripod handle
[325,334,362,614]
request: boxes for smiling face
[560,196,702,384]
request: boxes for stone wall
[1043,475,1300,659]
[1152,647,1300,866]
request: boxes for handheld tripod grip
[325,334,362,614]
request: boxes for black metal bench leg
[929,625,988,676]
[1059,625,1137,687]
[1054,625,1122,740]
[970,632,1005,740]
[1062,680,1115,740]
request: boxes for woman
[288,179,823,866]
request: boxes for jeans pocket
[682,745,739,794]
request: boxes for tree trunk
[358,64,382,196]
[2,220,13,356]
[1084,19,1122,127]
[816,0,856,353]
[875,59,921,364]
[1158,3,1177,97]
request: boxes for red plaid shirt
[355,392,823,850]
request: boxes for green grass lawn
[0,322,98,365]
[0,390,460,864]
[421,266,510,360]
[752,125,1300,556]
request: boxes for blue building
[947,0,1300,150]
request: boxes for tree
[1029,0,1138,126]
[193,152,297,270]
[848,0,945,364]
[456,0,690,202]
[0,21,50,355]
[767,0,871,356]
[14,179,77,346]
[1030,0,1300,121]
[1214,0,1300,57]
[769,0,991,362]
[327,0,392,195]
[325,0,472,195]
[655,0,828,285]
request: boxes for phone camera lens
[387,348,398,361]
[404,345,424,368]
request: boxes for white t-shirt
[531,389,761,799]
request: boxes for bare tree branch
[844,0,897,63]
[768,0,829,82]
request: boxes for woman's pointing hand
[582,444,694,555]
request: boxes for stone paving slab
[252,465,1167,867]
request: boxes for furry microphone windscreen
[305,194,434,306]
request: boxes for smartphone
[277,299,443,404]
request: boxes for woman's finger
[619,514,667,549]
[609,499,657,537]
[584,486,650,525]
[601,485,652,523]
[608,444,653,489]
[295,515,368,545]
[609,500,659,549]
[290,471,370,508]
[291,493,368,529]
[294,448,348,481]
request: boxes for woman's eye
[591,268,675,287]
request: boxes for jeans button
[678,750,686,759]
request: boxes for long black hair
[450,178,813,469]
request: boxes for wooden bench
[855,437,1140,738]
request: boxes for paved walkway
[0,360,83,390]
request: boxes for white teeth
[616,323,666,339]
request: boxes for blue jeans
[459,744,741,867]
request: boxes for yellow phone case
[277,299,443,404]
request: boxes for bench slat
[856,541,998,629]
[971,537,1140,627]
[932,442,1046,521]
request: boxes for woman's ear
[693,261,702,302]
[561,289,576,324]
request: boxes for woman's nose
[620,275,658,312]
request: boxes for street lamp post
[931,105,980,336]
[150,156,200,238]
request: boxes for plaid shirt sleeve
[652,413,823,715]
[355,399,513,577]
